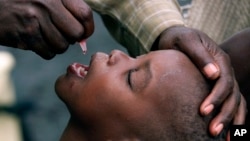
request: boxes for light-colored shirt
[84,0,184,57]
[85,0,250,56]
[185,0,250,44]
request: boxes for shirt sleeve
[84,0,184,56]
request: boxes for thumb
[203,63,220,80]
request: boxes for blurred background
[0,0,190,140]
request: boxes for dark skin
[152,26,246,135]
[219,28,250,126]
[55,48,247,141]
[0,0,94,59]
[220,28,250,93]
[55,28,250,141]
[0,1,245,135]
[56,50,217,141]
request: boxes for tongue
[79,39,87,54]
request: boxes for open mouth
[67,63,89,78]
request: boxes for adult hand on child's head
[152,26,247,136]
[0,0,94,59]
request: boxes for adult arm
[84,0,245,136]
[0,0,94,59]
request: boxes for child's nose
[108,50,130,65]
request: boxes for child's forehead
[145,50,183,60]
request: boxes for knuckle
[218,112,233,125]
[55,41,69,54]
[223,108,235,122]
[219,78,234,95]
[236,93,241,105]
[226,78,234,90]
[25,5,38,17]
[184,27,199,37]
[223,53,230,62]
[177,28,196,39]
[22,8,40,35]
[80,5,93,19]
[234,93,242,112]
[219,52,231,63]
[222,75,234,88]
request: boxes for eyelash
[127,69,137,89]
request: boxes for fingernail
[214,123,224,136]
[203,104,214,115]
[203,63,219,80]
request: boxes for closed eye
[127,69,133,89]
[127,69,137,89]
[127,61,152,92]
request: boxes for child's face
[55,50,198,133]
